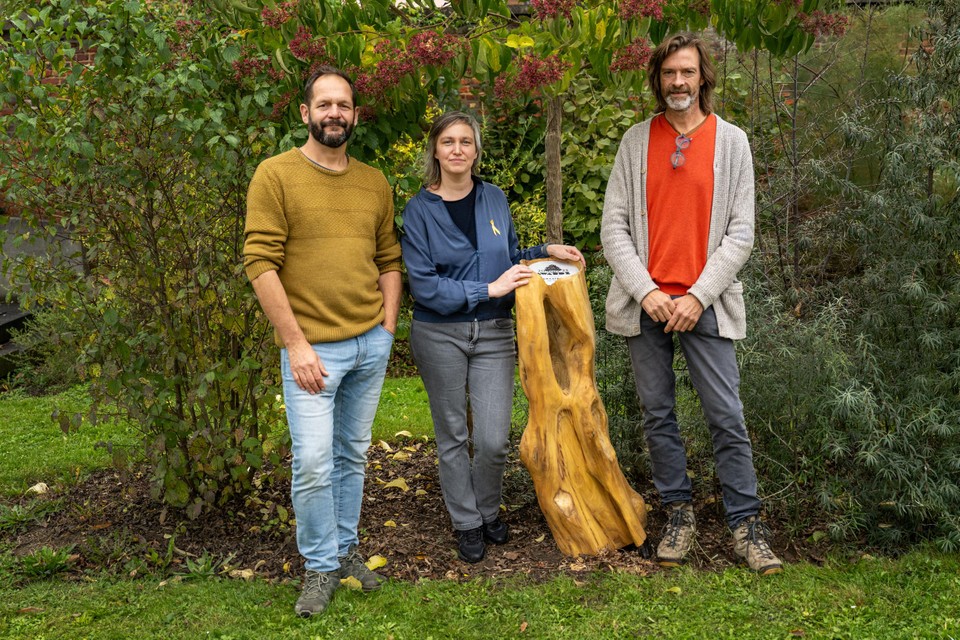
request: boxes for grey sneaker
[656,502,696,567]
[732,516,783,575]
[338,546,385,592]
[295,570,339,618]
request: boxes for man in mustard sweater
[244,67,402,617]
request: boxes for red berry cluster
[261,1,298,29]
[231,47,270,82]
[531,0,576,20]
[171,19,203,58]
[610,38,653,73]
[618,0,666,21]
[289,26,329,62]
[407,31,467,67]
[687,0,710,17]
[270,89,297,121]
[174,19,202,40]
[797,10,850,37]
[495,53,571,100]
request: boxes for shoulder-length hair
[647,33,717,115]
[423,111,483,188]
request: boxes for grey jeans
[627,306,761,528]
[410,318,516,531]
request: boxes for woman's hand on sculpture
[546,243,586,268]
[489,264,534,298]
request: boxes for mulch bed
[3,435,819,584]
[4,341,824,582]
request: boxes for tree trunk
[516,259,648,556]
[545,95,563,244]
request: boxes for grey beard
[666,93,694,111]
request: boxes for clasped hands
[642,290,703,333]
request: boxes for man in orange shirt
[601,34,782,575]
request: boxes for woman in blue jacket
[401,111,584,563]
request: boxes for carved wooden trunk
[516,259,647,557]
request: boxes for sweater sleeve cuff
[245,259,279,283]
[377,260,403,275]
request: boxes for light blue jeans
[410,318,516,531]
[627,307,761,528]
[281,324,394,572]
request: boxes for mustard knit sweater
[244,149,402,346]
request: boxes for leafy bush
[740,0,960,550]
[0,0,288,516]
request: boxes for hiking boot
[457,526,485,563]
[656,502,696,567]
[339,546,385,592]
[732,515,783,575]
[295,570,339,618]
[482,518,509,545]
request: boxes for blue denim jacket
[401,180,548,323]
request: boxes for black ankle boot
[482,518,509,545]
[457,527,485,563]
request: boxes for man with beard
[601,34,782,575]
[244,66,402,616]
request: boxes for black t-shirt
[443,183,478,249]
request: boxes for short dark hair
[302,66,358,108]
[647,33,717,115]
[423,111,483,187]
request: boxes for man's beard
[665,92,695,112]
[309,117,354,148]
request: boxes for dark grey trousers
[627,306,761,528]
[410,318,516,531]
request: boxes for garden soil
[7,437,817,584]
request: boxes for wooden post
[545,95,563,244]
[516,259,648,557]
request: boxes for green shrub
[0,0,288,516]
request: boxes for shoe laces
[743,519,777,560]
[303,571,332,595]
[460,527,483,544]
[342,550,365,569]
[662,506,694,545]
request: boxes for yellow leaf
[340,576,363,590]
[535,534,545,543]
[383,478,410,492]
[392,451,411,461]
[229,569,255,581]
[365,555,388,570]
[394,430,413,438]
[384,520,397,527]
[415,489,428,497]
[378,440,394,452]
[282,562,291,573]
[666,586,682,595]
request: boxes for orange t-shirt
[646,113,716,295]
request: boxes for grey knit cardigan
[600,114,755,340]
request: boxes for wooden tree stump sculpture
[516,259,647,557]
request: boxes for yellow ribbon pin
[490,219,501,236]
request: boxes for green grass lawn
[0,387,139,497]
[0,378,432,499]
[2,381,959,639]
[1,554,958,639]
